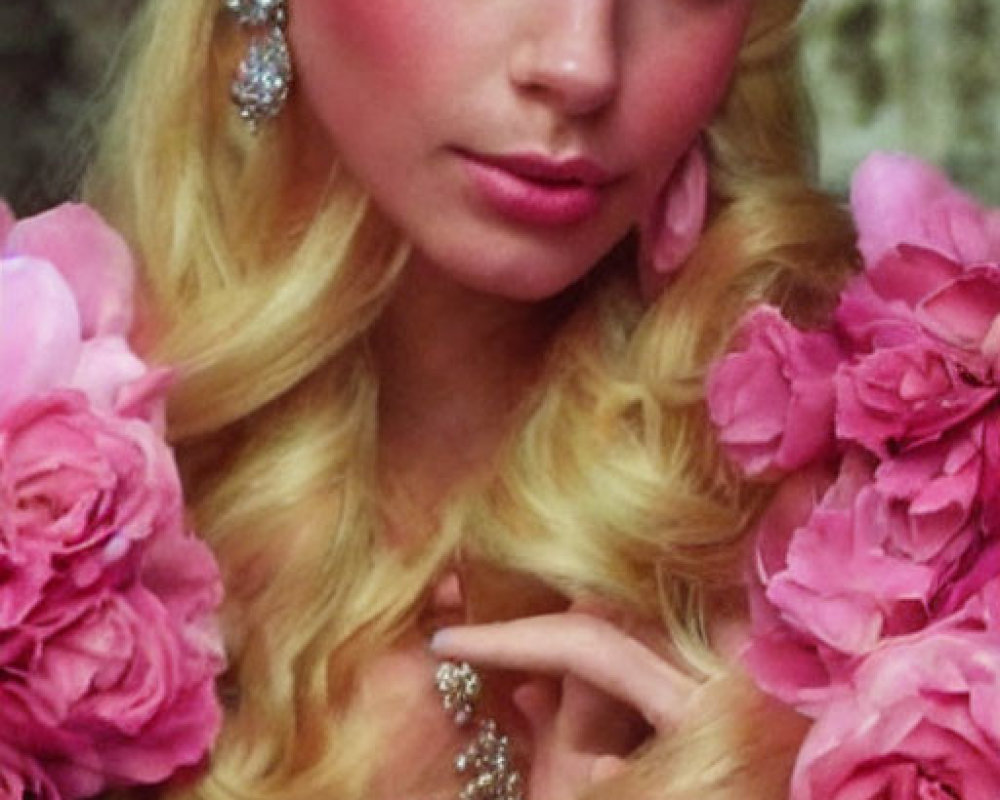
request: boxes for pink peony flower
[708,305,841,478]
[791,630,1000,800]
[0,391,184,623]
[851,151,1000,267]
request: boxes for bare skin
[372,248,718,800]
[374,252,564,541]
[287,0,758,795]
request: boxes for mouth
[455,148,617,227]
[462,150,614,186]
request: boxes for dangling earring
[638,138,710,302]
[223,0,293,131]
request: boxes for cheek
[628,5,752,157]
[291,0,453,94]
[294,0,413,54]
[288,0,433,157]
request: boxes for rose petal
[5,204,134,338]
[708,306,839,478]
[0,257,82,422]
[866,245,963,311]
[851,151,1000,266]
[792,632,1000,800]
[0,741,61,800]
[914,265,1000,352]
[70,336,150,416]
[0,200,14,244]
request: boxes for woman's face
[289,0,755,300]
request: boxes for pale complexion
[287,0,755,795]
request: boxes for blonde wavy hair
[86,0,856,797]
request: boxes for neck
[373,254,566,539]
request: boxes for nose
[508,0,620,118]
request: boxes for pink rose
[833,237,1000,457]
[0,258,83,424]
[747,428,997,709]
[791,630,1000,800]
[859,246,1000,350]
[4,571,223,796]
[0,391,224,799]
[0,200,223,797]
[935,548,1000,629]
[0,206,161,426]
[745,446,988,707]
[734,157,1000,800]
[71,338,173,430]
[0,741,60,800]
[835,336,995,457]
[836,192,1000,357]
[913,265,1000,356]
[708,305,841,478]
[766,451,936,645]
[0,391,184,624]
[744,466,850,710]
[2,203,134,338]
[851,151,1000,267]
[980,415,1000,535]
[872,423,983,564]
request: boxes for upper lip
[458,149,615,186]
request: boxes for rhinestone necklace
[435,661,524,800]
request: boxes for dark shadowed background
[1,0,998,215]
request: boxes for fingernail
[591,755,626,783]
[429,628,453,654]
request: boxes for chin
[451,259,593,302]
[421,233,612,303]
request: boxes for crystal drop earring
[435,661,524,800]
[223,0,293,131]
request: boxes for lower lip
[459,154,604,227]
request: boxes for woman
[86,0,855,797]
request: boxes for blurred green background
[1,0,998,215]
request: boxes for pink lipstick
[457,149,613,227]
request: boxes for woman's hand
[429,609,707,800]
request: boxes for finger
[557,674,650,755]
[430,614,698,731]
[512,675,636,753]
[513,681,588,800]
[568,597,674,662]
[511,678,560,738]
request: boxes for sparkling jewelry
[435,661,524,800]
[224,0,286,26]
[436,660,483,727]
[223,0,292,130]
